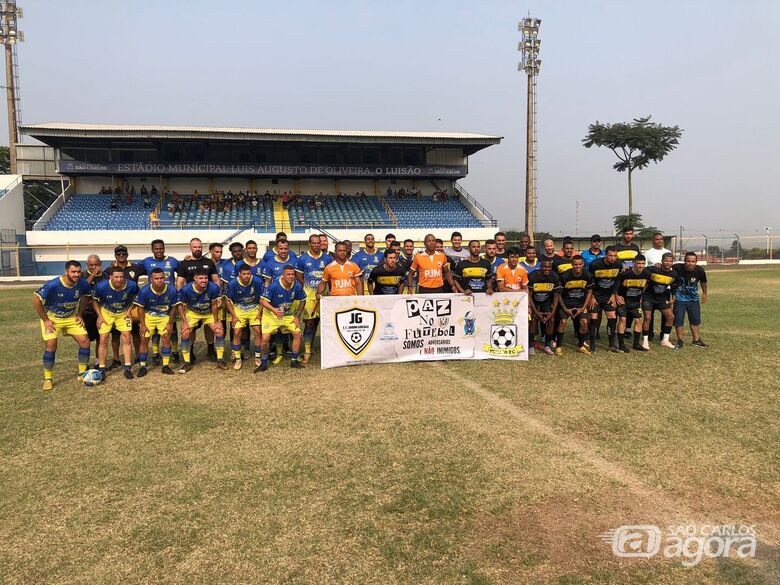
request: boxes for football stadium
[1,2,778,584]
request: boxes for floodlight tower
[518,16,541,242]
[0,0,23,174]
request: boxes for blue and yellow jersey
[262,248,298,264]
[176,281,222,314]
[92,279,139,314]
[519,258,541,274]
[140,256,179,287]
[133,283,178,317]
[295,251,332,291]
[233,258,263,279]
[483,254,506,272]
[261,278,306,315]
[216,258,237,283]
[34,276,91,318]
[261,255,296,284]
[351,249,383,280]
[225,275,265,311]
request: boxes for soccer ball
[351,332,362,344]
[82,369,103,387]
[492,326,516,349]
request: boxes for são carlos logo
[484,298,524,356]
[335,307,377,358]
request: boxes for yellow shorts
[144,314,171,337]
[185,309,215,329]
[232,306,261,329]
[302,289,320,319]
[129,305,141,323]
[262,312,300,334]
[40,314,88,341]
[99,308,132,334]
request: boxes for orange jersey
[495,263,528,290]
[410,251,448,289]
[322,260,362,295]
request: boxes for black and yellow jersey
[617,268,649,307]
[453,258,492,293]
[645,266,678,301]
[367,263,407,295]
[615,243,640,269]
[527,270,561,305]
[588,257,624,298]
[558,269,593,307]
[552,255,576,274]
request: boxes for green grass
[0,269,778,584]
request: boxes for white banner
[320,292,528,368]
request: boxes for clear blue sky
[10,0,780,236]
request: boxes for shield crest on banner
[335,307,377,358]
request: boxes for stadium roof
[20,123,502,152]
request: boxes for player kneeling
[255,266,306,372]
[176,270,227,372]
[225,264,264,370]
[135,268,178,376]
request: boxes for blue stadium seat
[44,194,159,230]
[383,196,483,228]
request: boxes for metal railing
[378,197,399,226]
[289,218,396,231]
[454,182,498,227]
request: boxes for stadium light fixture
[518,15,541,242]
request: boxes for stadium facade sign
[57,160,467,178]
[320,293,528,368]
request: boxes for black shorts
[418,286,447,294]
[532,302,553,316]
[617,304,643,318]
[590,297,615,313]
[557,305,588,321]
[642,298,671,313]
[83,311,99,342]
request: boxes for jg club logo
[335,307,377,358]
[600,524,757,567]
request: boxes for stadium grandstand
[3,123,502,275]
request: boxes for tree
[613,214,644,235]
[0,146,9,174]
[583,116,683,217]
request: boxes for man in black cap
[581,235,605,271]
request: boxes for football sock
[589,320,598,347]
[556,331,564,346]
[661,325,672,342]
[215,336,225,360]
[303,331,314,354]
[232,344,242,360]
[254,344,261,360]
[291,352,299,361]
[161,346,171,366]
[170,330,179,352]
[607,318,617,346]
[151,335,160,355]
[138,352,148,367]
[261,353,268,366]
[181,338,191,363]
[78,347,90,374]
[633,331,641,345]
[43,350,55,380]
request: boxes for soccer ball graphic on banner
[82,369,103,387]
[491,325,517,349]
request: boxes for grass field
[1,268,778,584]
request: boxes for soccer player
[673,252,708,349]
[33,260,92,390]
[615,226,641,269]
[494,232,509,259]
[177,237,221,361]
[82,254,106,365]
[135,267,178,376]
[519,245,540,274]
[176,269,227,372]
[110,245,145,362]
[234,239,263,278]
[224,242,245,280]
[368,249,408,294]
[383,233,397,252]
[262,239,297,364]
[407,234,454,294]
[140,239,180,364]
[616,254,649,352]
[482,238,505,272]
[225,264,265,369]
[319,234,330,255]
[556,255,594,354]
[581,235,605,270]
[552,240,576,274]
[452,239,494,294]
[343,240,353,259]
[256,266,306,372]
[495,247,529,292]
[527,258,561,355]
[444,231,470,268]
[587,246,623,353]
[295,234,333,363]
[92,267,139,379]
[518,234,531,257]
[642,252,678,349]
[317,242,364,297]
[352,234,383,293]
[263,232,294,263]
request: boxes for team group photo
[0,1,777,584]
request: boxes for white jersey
[643,247,672,267]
